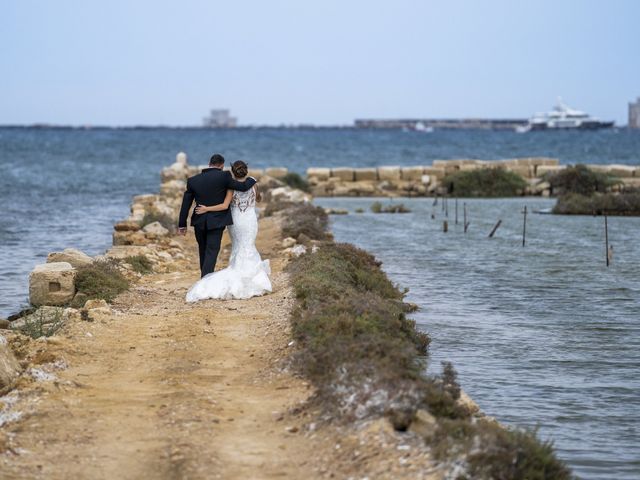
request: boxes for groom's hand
[177,227,187,236]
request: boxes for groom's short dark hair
[209,154,225,166]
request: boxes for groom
[178,154,256,277]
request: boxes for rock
[281,237,297,249]
[508,165,533,179]
[423,166,446,179]
[29,262,76,307]
[160,179,186,196]
[114,220,141,232]
[408,409,437,440]
[324,208,348,215]
[456,390,481,416]
[64,307,82,322]
[176,151,188,166]
[142,221,170,236]
[534,181,551,194]
[248,168,264,178]
[0,335,21,394]
[297,233,312,245]
[113,230,153,246]
[84,299,108,310]
[331,167,355,182]
[10,306,67,331]
[70,291,89,308]
[265,167,288,178]
[609,164,636,178]
[47,248,93,269]
[289,245,307,257]
[0,319,9,329]
[105,245,153,260]
[354,168,378,181]
[307,167,331,181]
[269,187,312,203]
[535,165,565,176]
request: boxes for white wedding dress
[186,186,272,302]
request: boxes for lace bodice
[231,184,256,212]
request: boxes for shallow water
[316,197,640,480]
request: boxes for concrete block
[529,157,559,167]
[609,164,636,178]
[507,165,533,178]
[331,167,355,182]
[377,166,401,181]
[307,167,331,181]
[29,262,76,307]
[354,168,378,181]
[265,167,288,178]
[423,167,446,179]
[536,165,565,177]
[401,166,425,181]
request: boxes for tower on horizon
[203,109,237,128]
[629,98,640,129]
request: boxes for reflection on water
[316,197,640,480]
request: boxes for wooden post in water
[455,198,459,225]
[488,219,502,238]
[445,196,449,218]
[463,202,469,233]
[443,220,448,233]
[605,214,610,267]
[522,205,527,247]
[433,194,438,207]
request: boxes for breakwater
[306,159,640,197]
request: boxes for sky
[1,0,638,126]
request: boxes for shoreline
[0,153,571,478]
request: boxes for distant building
[629,98,640,129]
[203,109,237,128]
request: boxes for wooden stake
[522,205,527,247]
[488,219,502,238]
[464,202,469,233]
[433,195,438,206]
[455,198,459,225]
[605,214,610,267]
[443,220,448,232]
[445,196,449,218]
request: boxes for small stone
[84,299,109,310]
[285,426,299,433]
[142,222,170,237]
[281,237,297,249]
[0,319,10,329]
[114,220,141,232]
[47,248,93,269]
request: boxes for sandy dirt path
[1,218,322,479]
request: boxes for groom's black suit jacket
[178,167,256,230]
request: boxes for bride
[185,160,272,302]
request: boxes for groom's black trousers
[194,225,224,277]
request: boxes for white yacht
[519,98,614,131]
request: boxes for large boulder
[0,335,21,394]
[265,167,288,178]
[268,186,312,203]
[160,179,187,197]
[47,248,93,269]
[29,262,76,307]
[9,306,67,331]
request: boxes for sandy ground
[0,217,440,480]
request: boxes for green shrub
[281,203,330,241]
[141,211,176,232]
[371,201,411,213]
[75,260,130,302]
[124,255,153,274]
[553,192,640,216]
[547,164,618,196]
[278,172,310,192]
[443,168,527,197]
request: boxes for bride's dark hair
[231,160,249,178]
